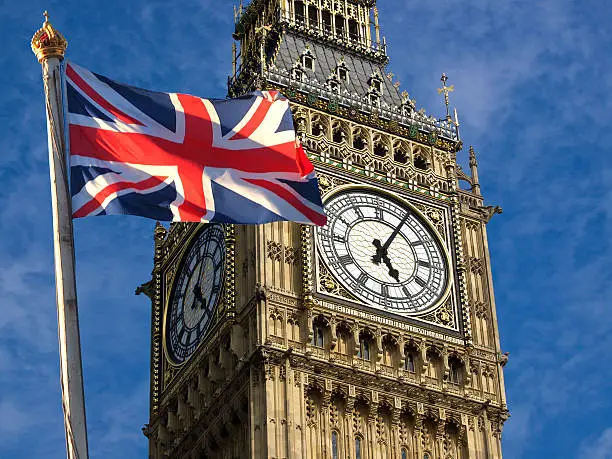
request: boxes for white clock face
[317,190,448,313]
[166,224,225,364]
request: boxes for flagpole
[31,13,90,459]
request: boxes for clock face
[317,190,448,313]
[166,224,225,364]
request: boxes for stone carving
[266,240,283,261]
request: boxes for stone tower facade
[143,1,509,458]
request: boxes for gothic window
[424,453,431,459]
[382,342,393,366]
[394,148,408,164]
[405,351,416,373]
[355,437,363,459]
[337,330,348,354]
[295,0,306,24]
[332,431,339,459]
[308,5,318,29]
[357,336,370,360]
[335,14,345,37]
[303,54,314,71]
[333,127,345,143]
[449,357,463,385]
[401,448,408,459]
[426,348,442,380]
[414,155,428,170]
[338,66,349,83]
[312,122,324,136]
[322,10,332,33]
[353,136,366,150]
[312,323,325,348]
[348,19,359,41]
[373,143,387,157]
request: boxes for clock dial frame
[164,224,225,365]
[316,187,451,315]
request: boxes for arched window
[414,155,428,170]
[312,323,324,348]
[348,19,359,41]
[322,10,332,33]
[405,352,415,373]
[333,127,345,143]
[332,431,339,459]
[373,143,387,157]
[355,437,363,459]
[335,14,345,37]
[357,337,370,360]
[329,80,340,93]
[449,357,463,385]
[308,5,318,29]
[295,0,306,24]
[401,448,408,459]
[302,54,314,71]
[353,136,366,150]
[394,148,408,164]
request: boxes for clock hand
[381,252,400,282]
[372,211,410,265]
[381,212,411,251]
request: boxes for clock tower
[142,1,509,458]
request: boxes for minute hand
[373,212,411,264]
[381,212,410,251]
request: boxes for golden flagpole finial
[31,11,68,63]
[437,73,454,122]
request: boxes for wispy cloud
[579,428,612,459]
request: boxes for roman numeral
[402,286,411,297]
[411,240,424,247]
[417,260,431,268]
[338,254,353,265]
[414,276,427,288]
[357,272,368,284]
[177,327,186,343]
[381,284,389,298]
[333,234,346,243]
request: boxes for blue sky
[1,0,611,457]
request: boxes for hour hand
[381,253,400,282]
[372,239,385,264]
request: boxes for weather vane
[437,73,454,122]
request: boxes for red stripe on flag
[73,175,168,218]
[229,98,272,141]
[243,178,327,226]
[66,64,144,126]
[69,125,304,174]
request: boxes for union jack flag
[65,62,326,225]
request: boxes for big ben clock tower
[142,1,509,458]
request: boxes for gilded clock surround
[144,1,509,457]
[312,183,456,326]
[150,222,237,415]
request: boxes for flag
[65,62,327,226]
